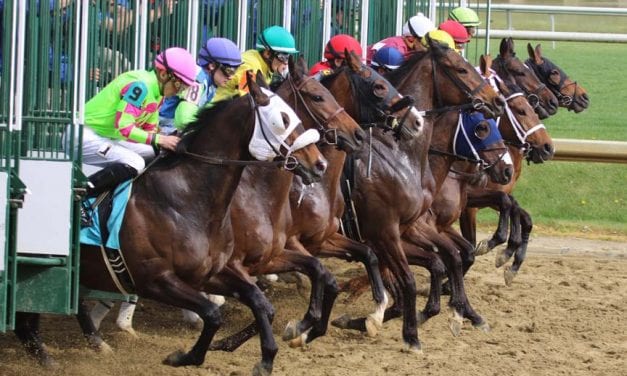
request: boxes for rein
[287,74,347,146]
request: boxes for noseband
[287,74,347,146]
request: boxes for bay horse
[492,38,559,120]
[16,73,328,374]
[525,43,590,112]
[329,42,504,352]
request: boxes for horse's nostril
[316,159,327,174]
[544,143,555,156]
[355,128,366,143]
[505,166,513,179]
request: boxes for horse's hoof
[282,320,300,341]
[475,239,491,256]
[448,309,464,337]
[288,332,309,348]
[401,342,423,355]
[118,325,139,339]
[495,248,510,268]
[504,266,517,286]
[163,349,202,367]
[365,314,383,337]
[416,311,428,327]
[39,355,59,369]
[474,321,491,333]
[97,342,114,355]
[252,362,273,376]
[330,314,351,329]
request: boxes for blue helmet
[197,37,243,67]
[371,46,405,71]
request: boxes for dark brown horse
[525,43,590,112]
[330,41,504,352]
[194,56,365,354]
[461,44,590,284]
[69,74,328,375]
[492,38,559,120]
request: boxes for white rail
[477,30,627,43]
[478,4,627,16]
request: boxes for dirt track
[1,234,625,376]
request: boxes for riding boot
[86,163,139,198]
[82,164,138,226]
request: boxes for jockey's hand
[158,134,180,151]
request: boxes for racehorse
[17,73,327,374]
[525,43,590,112]
[328,41,504,352]
[492,38,559,120]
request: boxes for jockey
[366,13,435,63]
[75,47,196,199]
[421,29,456,51]
[159,37,243,134]
[370,46,405,74]
[438,20,471,54]
[448,6,481,38]
[309,34,363,77]
[213,25,298,102]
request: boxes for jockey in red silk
[309,34,363,77]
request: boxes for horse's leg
[431,233,488,335]
[137,271,221,368]
[115,298,139,337]
[14,312,56,368]
[466,191,513,255]
[459,207,477,246]
[76,299,113,353]
[496,196,522,268]
[206,266,278,375]
[505,206,533,285]
[444,227,476,276]
[313,232,389,335]
[372,234,421,353]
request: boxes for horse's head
[247,72,327,184]
[276,56,365,153]
[425,38,505,119]
[321,50,424,142]
[454,111,513,185]
[526,43,589,113]
[480,55,554,164]
[492,38,559,119]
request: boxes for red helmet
[438,20,470,44]
[324,34,362,60]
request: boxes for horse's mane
[385,49,430,85]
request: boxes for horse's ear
[255,70,269,89]
[247,71,269,106]
[499,38,508,56]
[534,44,544,64]
[346,49,362,72]
[296,55,309,79]
[480,54,492,77]
[288,55,306,82]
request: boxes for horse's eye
[474,122,490,140]
[311,95,323,102]
[517,108,527,116]
[457,68,468,74]
[373,83,388,98]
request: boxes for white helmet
[402,13,436,38]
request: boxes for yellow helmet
[421,30,455,50]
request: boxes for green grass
[464,38,627,236]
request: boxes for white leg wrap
[90,300,114,330]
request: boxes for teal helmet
[256,25,299,54]
[448,7,481,27]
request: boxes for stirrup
[80,203,93,227]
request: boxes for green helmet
[448,7,481,27]
[256,25,299,54]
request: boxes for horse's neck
[428,114,461,193]
[320,145,346,206]
[236,166,294,214]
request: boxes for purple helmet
[371,46,405,70]
[197,37,243,68]
[154,47,197,86]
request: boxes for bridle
[183,93,307,170]
[495,55,550,112]
[286,74,347,146]
[525,57,579,109]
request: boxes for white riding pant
[64,124,156,172]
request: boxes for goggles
[216,63,237,77]
[274,52,290,64]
